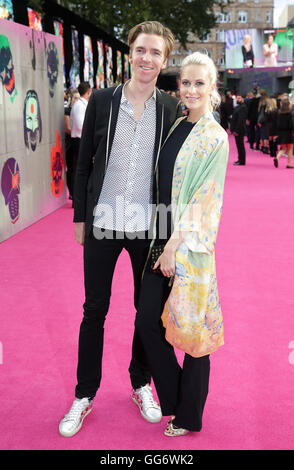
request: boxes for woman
[242,34,254,68]
[257,90,269,153]
[263,35,278,67]
[135,52,229,436]
[274,95,294,168]
[265,97,278,157]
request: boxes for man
[246,90,260,150]
[59,21,182,437]
[231,94,248,166]
[70,82,92,205]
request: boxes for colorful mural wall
[0,18,66,243]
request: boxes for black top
[265,109,278,136]
[242,45,254,66]
[277,112,294,144]
[156,119,194,242]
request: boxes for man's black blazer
[73,84,182,236]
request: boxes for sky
[274,0,294,27]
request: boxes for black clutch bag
[150,244,165,273]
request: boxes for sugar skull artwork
[50,130,64,197]
[23,90,42,152]
[1,157,20,224]
[0,34,18,103]
[46,41,59,98]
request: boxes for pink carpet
[1,134,294,450]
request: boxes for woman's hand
[153,232,184,277]
[153,244,176,278]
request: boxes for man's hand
[75,222,85,245]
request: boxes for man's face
[129,33,167,85]
[237,95,243,104]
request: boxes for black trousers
[235,134,246,164]
[75,229,152,399]
[135,262,210,431]
[248,122,256,148]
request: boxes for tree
[29,0,228,48]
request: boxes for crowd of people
[218,89,294,168]
[65,83,294,185]
[162,88,294,168]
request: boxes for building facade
[163,0,274,77]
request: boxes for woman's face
[179,64,214,115]
[268,35,273,45]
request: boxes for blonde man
[59,21,182,437]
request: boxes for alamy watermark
[91,198,192,240]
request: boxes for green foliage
[30,0,228,47]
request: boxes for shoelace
[64,399,89,422]
[137,385,159,409]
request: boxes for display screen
[27,8,43,31]
[69,28,80,88]
[84,34,94,87]
[0,0,13,20]
[96,40,104,88]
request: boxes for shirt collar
[121,81,156,107]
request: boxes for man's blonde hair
[128,21,175,59]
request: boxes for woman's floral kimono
[161,112,229,358]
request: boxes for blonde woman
[135,52,229,437]
[265,97,278,157]
[274,96,294,168]
[242,34,254,68]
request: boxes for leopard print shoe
[164,417,189,437]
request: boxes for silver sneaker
[131,384,162,423]
[59,398,93,437]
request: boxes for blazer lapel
[153,89,164,173]
[106,84,123,167]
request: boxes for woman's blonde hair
[265,97,277,113]
[128,21,175,59]
[181,51,221,110]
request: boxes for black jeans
[75,229,152,399]
[135,262,210,431]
